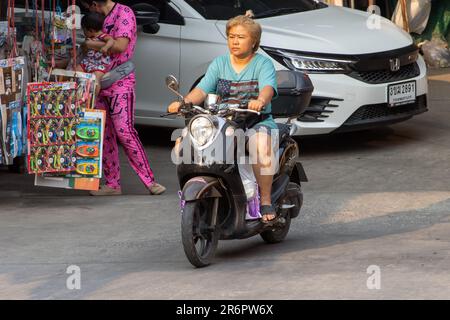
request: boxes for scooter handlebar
[162,102,261,117]
[228,107,260,115]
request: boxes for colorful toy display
[27,81,79,174]
[74,118,101,176]
[34,109,105,191]
[1,0,94,179]
[1,0,104,189]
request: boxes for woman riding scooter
[168,14,278,224]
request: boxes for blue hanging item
[11,111,23,157]
[22,104,27,156]
[5,102,22,161]
[0,114,3,164]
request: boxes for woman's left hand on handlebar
[167,101,182,113]
[248,98,265,111]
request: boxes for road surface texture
[0,69,449,299]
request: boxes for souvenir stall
[0,1,27,170]
[1,0,105,191]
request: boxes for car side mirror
[143,23,160,34]
[132,3,160,34]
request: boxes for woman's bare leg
[249,131,276,222]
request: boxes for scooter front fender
[181,176,223,202]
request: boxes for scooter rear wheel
[181,199,219,268]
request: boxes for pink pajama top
[101,3,137,96]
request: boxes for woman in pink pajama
[81,0,166,196]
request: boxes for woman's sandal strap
[260,205,275,214]
[260,205,276,223]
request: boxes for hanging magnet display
[26,81,79,174]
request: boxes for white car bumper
[282,55,428,136]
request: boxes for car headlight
[189,116,215,146]
[262,47,356,74]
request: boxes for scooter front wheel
[260,212,291,244]
[181,199,219,268]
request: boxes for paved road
[0,70,449,299]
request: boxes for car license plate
[388,81,416,107]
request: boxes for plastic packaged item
[0,104,7,160]
[29,146,47,172]
[76,142,99,157]
[76,124,100,140]
[238,163,262,220]
[10,111,22,158]
[52,6,70,44]
[22,105,27,151]
[46,118,58,143]
[76,159,99,175]
[420,38,450,68]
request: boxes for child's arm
[84,39,104,52]
[84,35,114,53]
[100,35,115,55]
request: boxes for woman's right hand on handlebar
[167,101,182,113]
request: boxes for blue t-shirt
[197,53,278,115]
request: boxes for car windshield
[185,0,327,20]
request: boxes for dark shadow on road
[214,197,450,264]
[293,121,441,157]
[136,125,177,148]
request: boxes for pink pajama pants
[96,90,155,189]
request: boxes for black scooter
[164,70,313,268]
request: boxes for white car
[128,0,428,136]
[14,0,428,135]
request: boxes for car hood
[215,6,413,55]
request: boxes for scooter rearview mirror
[165,75,184,101]
[165,75,179,91]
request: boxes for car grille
[348,62,420,84]
[344,95,427,125]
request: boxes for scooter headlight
[189,116,215,146]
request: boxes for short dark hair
[81,12,105,31]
